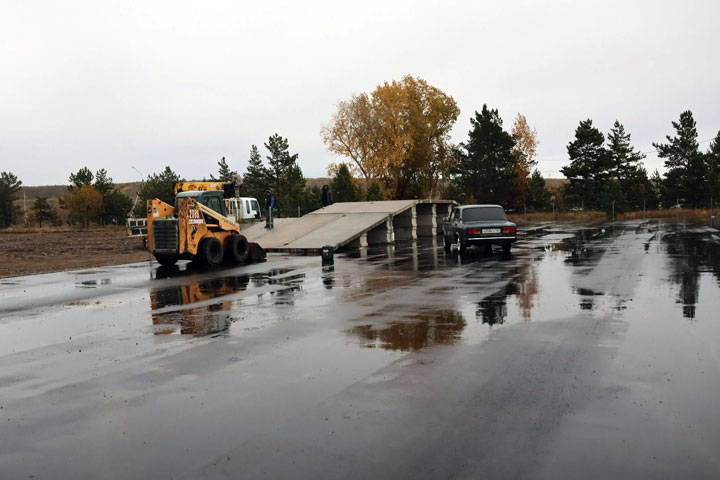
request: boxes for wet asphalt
[1,219,719,479]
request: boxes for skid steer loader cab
[174,190,228,221]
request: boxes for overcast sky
[2,0,719,186]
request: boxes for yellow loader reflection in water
[150,275,250,336]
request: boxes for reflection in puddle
[149,268,306,336]
[347,309,466,351]
[662,224,720,319]
[75,278,112,288]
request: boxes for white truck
[225,197,262,223]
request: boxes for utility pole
[612,200,615,223]
[23,191,27,226]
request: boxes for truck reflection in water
[346,309,466,352]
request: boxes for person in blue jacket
[265,189,275,228]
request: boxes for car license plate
[483,228,501,234]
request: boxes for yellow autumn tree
[62,184,102,228]
[322,75,459,199]
[509,113,539,210]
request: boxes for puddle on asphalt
[149,268,306,336]
[75,278,112,288]
[347,309,466,351]
[74,270,110,275]
[142,220,720,348]
[343,224,649,350]
[660,223,720,319]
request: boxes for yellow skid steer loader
[147,183,265,267]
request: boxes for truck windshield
[462,207,507,222]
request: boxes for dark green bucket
[321,245,334,265]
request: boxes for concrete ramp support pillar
[393,205,417,240]
[347,233,368,249]
[416,203,436,237]
[367,217,394,244]
[437,203,453,235]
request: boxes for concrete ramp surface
[254,199,455,254]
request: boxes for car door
[444,209,457,239]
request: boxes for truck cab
[225,197,261,223]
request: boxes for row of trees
[62,168,133,226]
[0,171,64,227]
[322,75,719,214]
[562,111,720,212]
[322,76,552,210]
[449,105,547,210]
[0,168,135,228]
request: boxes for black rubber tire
[199,237,224,267]
[154,253,179,266]
[502,242,512,254]
[444,235,451,252]
[228,234,250,263]
[456,234,467,255]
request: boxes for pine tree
[214,157,232,182]
[133,166,182,216]
[69,167,94,191]
[31,197,55,227]
[606,121,646,209]
[365,180,384,201]
[93,169,113,197]
[561,119,608,209]
[648,170,663,209]
[279,163,307,217]
[706,130,720,206]
[451,105,516,204]
[265,134,298,190]
[242,145,270,203]
[330,163,357,202]
[0,171,23,228]
[527,170,551,211]
[606,121,645,180]
[653,111,707,208]
[263,135,306,216]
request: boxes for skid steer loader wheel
[199,237,224,267]
[227,234,249,264]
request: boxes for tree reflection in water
[663,225,720,320]
[347,309,466,351]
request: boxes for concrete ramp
[254,199,455,254]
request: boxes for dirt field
[0,227,149,278]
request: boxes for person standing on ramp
[265,189,275,229]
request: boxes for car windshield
[462,207,507,222]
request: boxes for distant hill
[18,182,143,202]
[17,178,569,202]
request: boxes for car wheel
[502,242,512,254]
[455,234,467,254]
